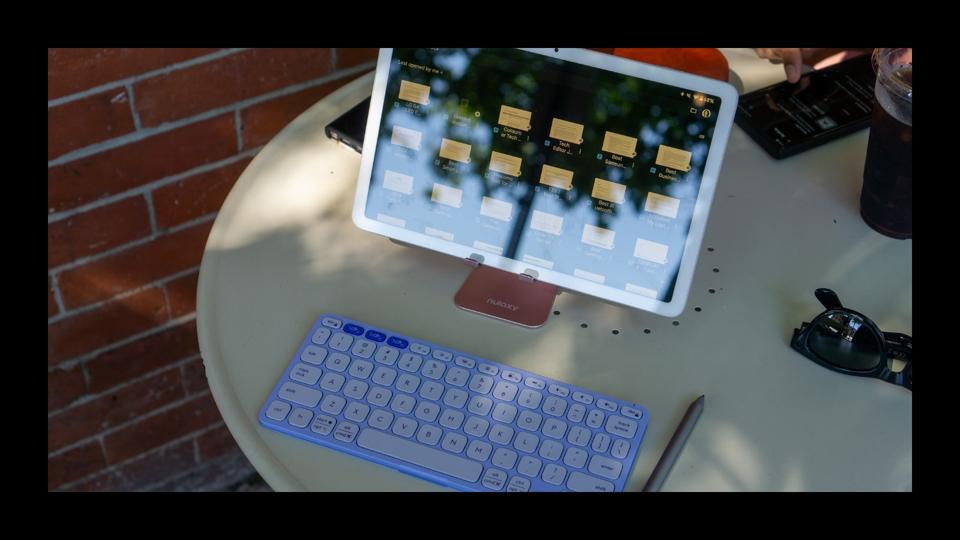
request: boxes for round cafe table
[197,49,912,491]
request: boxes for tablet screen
[362,48,724,303]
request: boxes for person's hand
[755,48,846,83]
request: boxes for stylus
[642,394,704,492]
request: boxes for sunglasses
[791,289,912,391]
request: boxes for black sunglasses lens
[806,312,883,371]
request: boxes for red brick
[86,320,199,393]
[57,220,213,309]
[48,48,219,100]
[48,368,184,453]
[197,424,241,461]
[103,393,222,464]
[181,357,208,395]
[48,88,136,160]
[48,114,237,214]
[48,440,106,490]
[242,72,365,148]
[153,158,251,229]
[134,48,334,127]
[48,364,87,412]
[49,277,59,318]
[47,287,169,366]
[336,48,379,69]
[166,271,199,318]
[62,438,196,491]
[47,197,152,269]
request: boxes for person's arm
[755,48,871,83]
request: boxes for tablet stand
[453,255,558,329]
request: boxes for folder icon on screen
[634,238,669,264]
[644,192,680,219]
[480,197,513,222]
[431,183,463,208]
[655,145,692,171]
[549,118,584,144]
[539,164,574,190]
[439,138,472,163]
[489,151,522,177]
[601,131,638,158]
[383,170,414,195]
[398,80,431,105]
[581,224,615,250]
[391,126,422,150]
[530,210,563,235]
[591,178,626,204]
[498,105,532,131]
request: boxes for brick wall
[47,48,378,491]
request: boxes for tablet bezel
[352,48,739,318]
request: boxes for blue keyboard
[259,314,650,491]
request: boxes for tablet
[353,48,738,317]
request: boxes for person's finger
[778,48,804,83]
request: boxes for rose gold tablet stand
[453,255,558,329]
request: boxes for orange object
[611,48,729,82]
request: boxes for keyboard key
[439,409,464,430]
[507,476,531,492]
[455,356,476,369]
[597,399,618,412]
[542,396,567,417]
[320,394,346,415]
[478,363,499,376]
[343,323,364,336]
[542,464,567,485]
[329,332,354,351]
[398,353,423,373]
[416,425,442,446]
[468,374,495,394]
[538,440,563,461]
[566,472,614,492]
[611,439,631,459]
[586,409,605,429]
[266,400,291,421]
[418,381,445,401]
[441,432,468,453]
[334,422,360,442]
[357,429,482,482]
[563,447,589,469]
[567,404,587,423]
[348,360,374,380]
[502,370,523,383]
[491,403,518,424]
[542,418,568,439]
[432,350,453,362]
[517,410,542,431]
[365,330,386,342]
[325,352,350,372]
[311,328,332,345]
[572,392,594,405]
[464,416,490,437]
[621,406,644,420]
[492,448,518,470]
[591,433,611,454]
[301,345,328,365]
[310,414,336,435]
[343,379,369,400]
[321,317,342,329]
[604,415,639,438]
[374,346,400,365]
[466,440,493,462]
[290,363,322,385]
[588,455,623,480]
[524,377,545,390]
[517,456,542,477]
[278,382,322,407]
[392,417,418,438]
[548,384,570,397]
[482,468,508,491]
[414,401,441,423]
[367,387,392,407]
[492,381,519,402]
[372,366,398,387]
[345,402,370,423]
[442,388,469,409]
[517,389,543,410]
[410,343,430,355]
[390,394,416,415]
[421,360,446,380]
[387,336,409,349]
[368,409,394,431]
[351,339,376,359]
[513,432,540,454]
[468,396,494,416]
[567,426,592,447]
[320,372,345,393]
[489,424,515,446]
[444,367,470,387]
[395,373,421,393]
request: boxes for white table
[197,49,912,491]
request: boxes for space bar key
[356,429,483,483]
